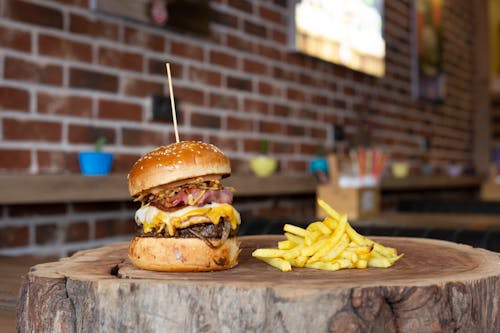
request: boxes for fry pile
[252,198,403,272]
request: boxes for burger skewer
[165,62,180,143]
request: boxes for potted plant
[309,145,329,183]
[78,136,113,176]
[250,139,278,177]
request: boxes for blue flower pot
[78,152,113,176]
[309,157,328,174]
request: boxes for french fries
[252,198,403,272]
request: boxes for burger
[127,141,241,272]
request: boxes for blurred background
[0,0,498,257]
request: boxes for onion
[220,221,230,244]
[187,229,218,249]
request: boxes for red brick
[227,76,252,92]
[243,58,269,75]
[244,19,267,38]
[243,138,261,153]
[227,116,254,132]
[38,34,92,63]
[0,149,30,169]
[37,150,79,173]
[0,226,29,248]
[3,118,62,142]
[36,224,58,245]
[310,127,327,140]
[51,0,88,7]
[4,57,62,86]
[148,59,183,77]
[0,86,29,112]
[72,202,122,213]
[4,0,63,29]
[287,124,306,137]
[273,104,290,117]
[333,99,346,109]
[170,41,204,61]
[210,50,237,69]
[66,222,89,242]
[98,47,143,72]
[209,93,238,110]
[191,112,221,129]
[259,120,284,134]
[69,14,119,41]
[272,142,292,154]
[311,94,328,106]
[212,11,238,28]
[271,29,286,44]
[244,99,269,114]
[259,6,282,24]
[175,86,205,106]
[180,133,204,142]
[123,77,163,97]
[95,218,136,239]
[258,82,273,96]
[299,143,318,155]
[124,26,164,52]
[67,124,116,145]
[258,44,281,60]
[226,34,254,52]
[112,153,144,172]
[273,66,295,80]
[189,67,222,86]
[207,135,238,152]
[121,128,166,146]
[37,92,92,118]
[299,73,317,86]
[98,100,142,121]
[228,0,253,13]
[287,87,306,102]
[0,25,31,52]
[69,67,118,92]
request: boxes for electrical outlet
[332,124,345,143]
[151,94,179,122]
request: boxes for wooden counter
[0,173,482,205]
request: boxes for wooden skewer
[165,63,179,143]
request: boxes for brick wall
[0,0,477,255]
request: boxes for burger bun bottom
[128,236,240,272]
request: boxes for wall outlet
[332,124,345,143]
[151,94,179,122]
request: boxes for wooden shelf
[353,212,500,232]
[0,173,317,205]
[0,173,482,205]
[380,175,482,191]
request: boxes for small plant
[94,136,106,152]
[259,139,269,155]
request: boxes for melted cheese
[135,203,241,236]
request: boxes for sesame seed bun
[128,141,231,197]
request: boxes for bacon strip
[151,188,233,210]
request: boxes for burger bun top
[128,141,231,196]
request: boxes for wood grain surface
[17,236,500,333]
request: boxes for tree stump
[17,236,500,333]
